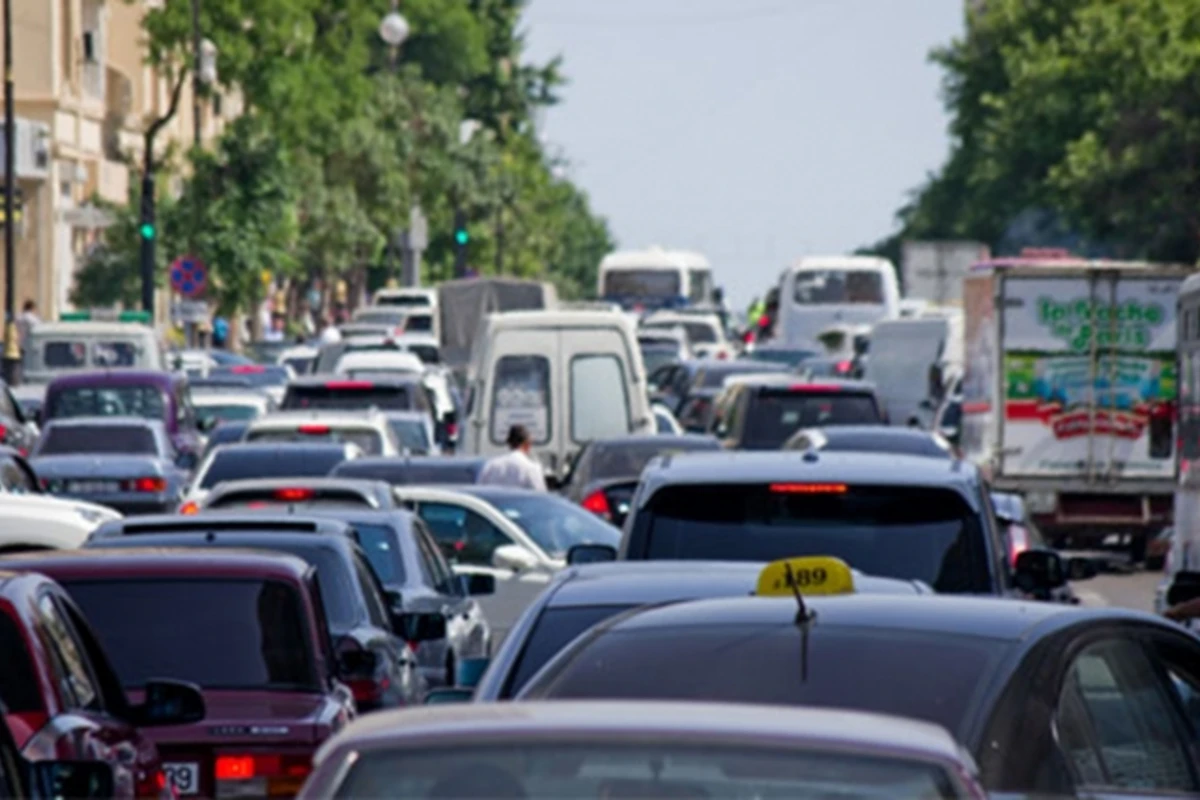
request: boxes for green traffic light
[139,223,156,240]
[454,229,469,246]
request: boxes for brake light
[445,421,458,438]
[1009,526,1030,567]
[836,360,852,374]
[130,476,166,493]
[231,365,265,374]
[581,490,612,521]
[769,483,848,494]
[179,500,199,515]
[274,487,315,502]
[323,380,373,390]
[790,383,843,393]
[215,754,312,797]
[297,423,330,434]
[135,766,167,799]
[0,423,8,440]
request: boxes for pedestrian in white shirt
[477,425,547,491]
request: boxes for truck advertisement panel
[961,273,996,466]
[1000,275,1179,479]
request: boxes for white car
[339,333,441,366]
[245,410,402,456]
[392,485,621,644]
[652,403,684,434]
[334,349,425,377]
[191,390,273,428]
[170,349,218,378]
[0,493,121,551]
[642,310,733,360]
[277,344,319,375]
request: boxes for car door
[348,550,418,707]
[1051,635,1200,797]
[410,526,484,684]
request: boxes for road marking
[1074,589,1109,608]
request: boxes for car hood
[128,689,340,747]
[0,492,120,521]
[30,454,171,479]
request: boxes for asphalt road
[1073,567,1162,612]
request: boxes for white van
[372,287,439,339]
[463,310,654,478]
[863,311,964,428]
[597,247,714,312]
[23,321,164,385]
[777,256,901,350]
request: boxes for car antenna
[783,562,815,682]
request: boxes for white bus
[597,247,714,312]
[776,256,901,350]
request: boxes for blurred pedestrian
[477,425,546,491]
[17,299,38,356]
[317,316,341,345]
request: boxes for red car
[0,549,357,799]
[0,570,204,798]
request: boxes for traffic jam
[2,256,1200,800]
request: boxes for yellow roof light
[756,556,855,598]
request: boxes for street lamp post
[379,2,409,64]
[2,0,18,384]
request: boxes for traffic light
[453,208,469,277]
[139,222,155,240]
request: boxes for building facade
[1,0,235,321]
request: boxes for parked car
[245,410,401,457]
[31,418,190,514]
[42,370,206,464]
[0,568,205,798]
[179,442,363,514]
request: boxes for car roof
[289,374,422,388]
[204,477,389,497]
[547,561,928,607]
[248,410,388,428]
[598,594,1146,642]
[587,433,718,449]
[45,369,181,389]
[0,546,313,582]
[725,373,877,392]
[41,415,167,431]
[210,442,355,457]
[324,700,964,762]
[638,450,980,503]
[86,532,356,558]
[191,391,270,406]
[92,511,353,539]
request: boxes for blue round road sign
[170,256,207,298]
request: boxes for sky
[520,0,966,309]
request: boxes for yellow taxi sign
[756,556,855,598]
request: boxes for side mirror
[424,687,473,705]
[458,573,495,596]
[1014,548,1068,596]
[384,589,403,609]
[392,611,447,643]
[335,644,379,679]
[27,761,115,799]
[130,679,206,727]
[492,543,538,573]
[456,657,490,689]
[567,543,619,565]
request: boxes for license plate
[164,762,200,796]
[66,480,120,494]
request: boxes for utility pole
[191,0,202,148]
[3,0,19,384]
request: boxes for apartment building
[1,0,236,320]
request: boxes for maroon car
[0,569,205,798]
[0,549,356,799]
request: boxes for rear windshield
[506,605,630,698]
[405,314,434,333]
[0,610,43,713]
[523,623,1003,739]
[355,310,407,326]
[602,270,681,299]
[376,295,430,308]
[638,484,990,593]
[210,366,290,387]
[388,418,431,453]
[208,490,375,518]
[38,426,157,455]
[62,579,317,691]
[48,386,165,420]
[247,427,383,455]
[199,447,348,490]
[195,403,261,427]
[590,440,718,481]
[743,390,881,448]
[282,383,414,412]
[337,741,962,799]
[696,363,784,389]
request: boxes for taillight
[0,422,9,441]
[179,500,200,515]
[581,490,612,521]
[274,487,315,502]
[214,754,312,799]
[135,766,167,800]
[835,360,852,374]
[769,483,848,494]
[297,423,330,435]
[231,365,265,374]
[129,477,167,493]
[1009,526,1030,568]
[790,383,842,392]
[445,421,459,438]
[324,380,372,390]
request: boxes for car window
[353,523,404,585]
[491,355,551,446]
[198,447,346,489]
[1055,639,1196,793]
[419,502,514,566]
[48,386,166,420]
[0,609,44,713]
[0,457,35,493]
[414,524,458,595]
[63,578,318,691]
[352,552,392,629]
[743,390,881,448]
[0,387,16,418]
[481,493,620,559]
[571,355,631,442]
[506,605,631,698]
[282,383,414,412]
[36,592,99,711]
[247,427,384,456]
[37,425,157,455]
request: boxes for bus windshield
[794,270,884,305]
[602,270,681,299]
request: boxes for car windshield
[590,440,718,481]
[506,605,631,698]
[282,384,413,412]
[62,579,317,691]
[481,494,620,558]
[388,418,431,453]
[38,425,157,455]
[639,484,990,593]
[211,366,290,387]
[602,269,681,298]
[48,386,165,420]
[751,348,818,367]
[335,741,963,800]
[523,622,1005,740]
[199,447,348,489]
[248,427,383,455]
[640,345,680,376]
[743,390,881,448]
[195,403,261,426]
[794,270,884,305]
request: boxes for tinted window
[37,425,157,455]
[209,366,290,388]
[209,490,375,515]
[602,270,681,298]
[507,605,630,697]
[478,494,620,558]
[42,341,88,368]
[248,427,384,456]
[940,400,962,429]
[570,355,630,442]
[639,484,991,593]
[282,384,413,412]
[0,611,43,713]
[282,356,314,374]
[337,742,960,800]
[793,270,885,305]
[405,314,434,333]
[36,594,98,710]
[406,344,440,365]
[48,386,165,420]
[492,355,550,445]
[354,523,404,584]
[526,623,1004,736]
[743,391,881,448]
[62,579,317,690]
[195,403,261,427]
[419,502,513,566]
[590,440,718,481]
[199,447,348,489]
